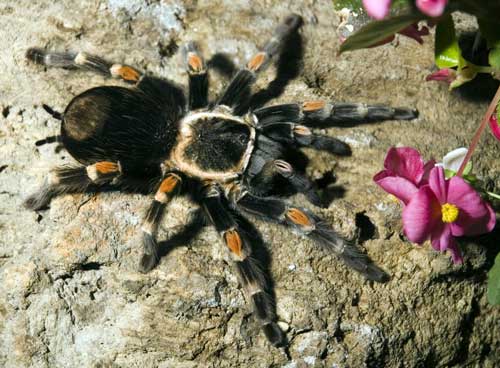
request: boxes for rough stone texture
[0,1,499,367]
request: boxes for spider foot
[139,232,160,273]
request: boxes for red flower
[489,112,500,141]
[416,0,448,18]
[425,68,457,84]
[362,0,392,20]
[402,167,496,263]
[374,147,435,204]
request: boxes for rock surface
[0,1,499,367]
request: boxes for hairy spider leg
[183,42,209,110]
[248,20,304,110]
[254,101,419,128]
[301,101,419,127]
[139,173,183,273]
[234,191,389,283]
[260,121,352,156]
[23,160,164,211]
[252,101,419,157]
[23,161,121,210]
[25,48,142,83]
[201,184,287,348]
[216,14,303,113]
[249,159,323,207]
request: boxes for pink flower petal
[447,176,497,236]
[374,175,420,204]
[421,159,436,185]
[489,113,500,141]
[430,222,450,252]
[416,0,448,18]
[402,186,441,243]
[429,206,464,264]
[384,147,425,185]
[363,0,392,20]
[447,238,463,264]
[428,166,448,204]
[425,68,456,84]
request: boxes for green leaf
[434,15,460,68]
[488,48,500,69]
[388,0,409,11]
[445,161,475,182]
[487,253,500,305]
[332,0,364,12]
[448,57,480,90]
[332,0,408,12]
[444,169,456,179]
[462,161,473,176]
[462,174,477,184]
[339,13,424,53]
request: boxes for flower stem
[476,66,499,74]
[457,84,500,177]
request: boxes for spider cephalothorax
[170,108,256,180]
[25,14,418,348]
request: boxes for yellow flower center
[388,194,400,203]
[441,203,459,223]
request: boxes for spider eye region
[170,112,256,180]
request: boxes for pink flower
[362,0,392,20]
[359,2,430,46]
[374,147,435,204]
[362,0,447,20]
[402,167,496,263]
[416,0,448,18]
[489,112,500,141]
[426,67,478,89]
[425,68,457,84]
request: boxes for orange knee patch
[285,208,312,227]
[187,54,204,73]
[159,175,181,194]
[111,65,140,82]
[303,101,326,112]
[293,125,312,136]
[247,52,267,72]
[95,161,119,174]
[224,229,242,257]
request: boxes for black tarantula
[25,15,417,348]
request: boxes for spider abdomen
[61,85,180,171]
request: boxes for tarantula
[25,14,417,348]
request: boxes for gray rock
[0,1,499,367]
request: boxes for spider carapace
[25,14,418,348]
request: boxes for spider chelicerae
[25,14,417,348]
